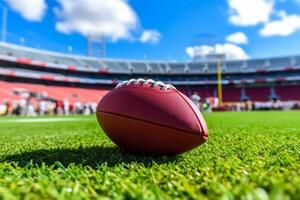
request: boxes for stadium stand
[222,87,242,102]
[0,80,108,104]
[223,61,242,73]
[188,63,206,73]
[130,62,149,73]
[169,63,186,73]
[245,87,271,102]
[276,85,300,101]
[148,63,164,73]
[103,61,130,73]
[0,41,300,108]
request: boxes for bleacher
[276,86,300,101]
[222,87,242,102]
[223,61,242,73]
[244,60,266,71]
[1,42,300,75]
[0,42,300,102]
[168,63,186,73]
[103,61,129,73]
[130,62,148,73]
[148,63,164,73]
[188,63,206,73]
[0,81,108,104]
[269,57,290,69]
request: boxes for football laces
[116,79,175,91]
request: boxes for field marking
[0,118,93,123]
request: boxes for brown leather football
[96,79,208,155]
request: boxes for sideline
[0,117,93,123]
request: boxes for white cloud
[260,11,300,36]
[54,0,161,43]
[228,0,274,26]
[226,32,248,44]
[5,0,47,21]
[54,0,138,41]
[186,43,250,61]
[140,30,161,44]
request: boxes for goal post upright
[191,34,225,107]
[206,53,225,107]
[217,57,223,106]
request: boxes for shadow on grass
[1,146,181,168]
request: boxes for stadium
[0,0,300,199]
[1,41,300,115]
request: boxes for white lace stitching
[116,79,175,91]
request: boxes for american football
[97,79,208,155]
[0,0,300,199]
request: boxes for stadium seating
[293,56,300,67]
[0,42,300,102]
[207,63,218,73]
[276,86,300,101]
[169,63,186,73]
[269,57,291,69]
[223,87,242,102]
[224,61,242,72]
[103,61,130,73]
[1,42,300,74]
[0,81,109,104]
[148,63,164,73]
[130,62,149,73]
[245,60,266,71]
[245,87,270,101]
[188,63,206,73]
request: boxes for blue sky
[2,0,300,61]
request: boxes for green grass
[0,112,299,199]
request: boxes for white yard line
[0,118,93,123]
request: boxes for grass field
[0,112,299,199]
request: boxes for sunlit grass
[0,112,299,199]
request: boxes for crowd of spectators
[215,100,300,111]
[189,92,300,112]
[0,98,97,116]
[1,91,300,116]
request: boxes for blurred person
[246,100,253,111]
[0,103,7,116]
[83,103,91,115]
[27,104,36,116]
[12,100,20,116]
[236,102,241,112]
[90,102,97,114]
[63,99,70,115]
[19,99,27,115]
[190,92,201,109]
[48,102,56,115]
[293,102,300,110]
[69,103,74,114]
[56,100,64,115]
[39,100,47,116]
[7,101,13,115]
[2,100,11,116]
[272,100,279,110]
[75,102,82,114]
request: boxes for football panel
[97,111,207,155]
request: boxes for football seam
[99,110,204,137]
[175,90,207,138]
